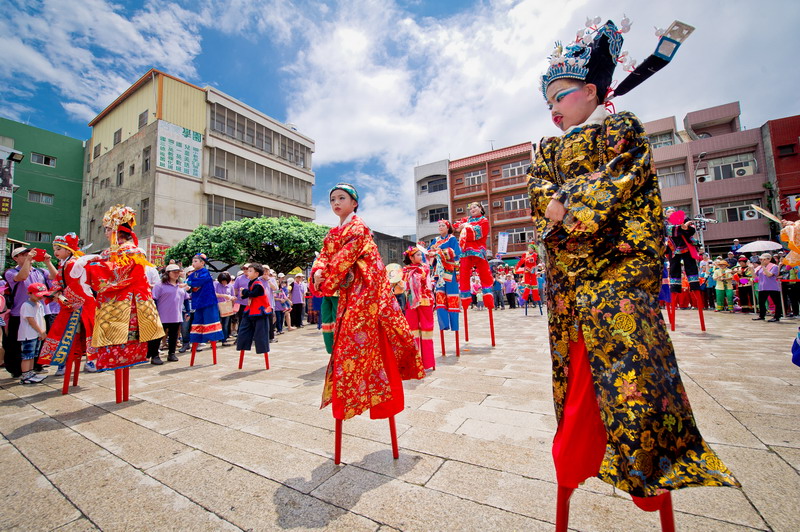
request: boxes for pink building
[644,102,771,254]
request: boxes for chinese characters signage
[157,122,202,178]
[149,242,171,267]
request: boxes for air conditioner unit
[420,185,428,191]
[456,208,464,214]
[742,209,759,220]
[735,166,755,177]
[697,174,709,183]
[492,201,501,207]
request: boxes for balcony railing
[453,183,487,198]
[492,175,526,190]
[493,208,530,224]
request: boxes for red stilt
[72,357,80,386]
[463,306,470,342]
[659,493,676,532]
[389,416,399,459]
[668,301,676,331]
[694,291,706,332]
[439,329,446,357]
[211,341,218,364]
[190,343,197,366]
[488,307,496,346]
[454,330,460,357]
[238,350,245,369]
[334,419,343,465]
[115,369,123,404]
[264,352,270,370]
[61,356,73,396]
[555,486,574,532]
[122,367,130,402]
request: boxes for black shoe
[167,353,179,362]
[752,317,765,320]
[178,345,188,353]
[768,318,780,322]
[33,364,44,372]
[151,355,164,365]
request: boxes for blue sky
[2,0,800,236]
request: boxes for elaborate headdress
[438,219,453,234]
[541,16,694,103]
[468,202,485,216]
[53,232,83,257]
[194,253,209,263]
[102,204,149,266]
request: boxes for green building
[0,118,86,261]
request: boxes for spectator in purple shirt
[289,274,307,328]
[503,276,518,309]
[148,264,189,363]
[753,253,782,322]
[3,247,57,377]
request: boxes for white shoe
[54,366,66,376]
[84,360,97,373]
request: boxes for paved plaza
[1,306,799,531]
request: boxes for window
[28,191,54,205]
[140,198,149,225]
[503,193,530,211]
[129,164,135,176]
[656,164,687,188]
[24,231,52,243]
[92,177,98,198]
[702,200,761,223]
[116,162,124,186]
[142,146,151,173]
[428,177,447,193]
[670,203,693,218]
[101,177,110,188]
[113,129,122,146]
[778,144,797,157]
[464,169,486,186]
[138,110,148,130]
[30,152,56,167]
[507,226,535,244]
[501,160,530,179]
[708,153,757,180]
[93,143,101,159]
[428,207,448,223]
[649,132,674,149]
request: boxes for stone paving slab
[0,307,798,530]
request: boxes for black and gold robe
[528,110,738,496]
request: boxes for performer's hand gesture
[545,197,567,222]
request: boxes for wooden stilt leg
[669,301,676,331]
[389,416,399,459]
[62,357,72,396]
[488,307,495,347]
[211,341,217,364]
[440,329,446,357]
[334,419,343,465]
[238,350,245,369]
[694,291,706,332]
[264,352,270,370]
[122,367,129,402]
[454,330,460,357]
[190,343,197,366]
[72,357,80,386]
[463,306,470,342]
[115,370,123,404]
[659,493,676,532]
[556,486,574,532]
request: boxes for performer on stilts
[38,232,98,394]
[76,205,164,403]
[515,242,540,307]
[453,201,496,345]
[402,246,435,370]
[428,220,462,356]
[186,253,224,365]
[528,18,738,531]
[311,183,425,464]
[665,207,705,330]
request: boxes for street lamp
[692,151,707,251]
[5,150,24,163]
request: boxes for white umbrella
[736,240,784,253]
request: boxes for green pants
[321,296,339,354]
[715,288,734,311]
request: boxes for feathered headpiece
[53,232,83,257]
[102,204,150,266]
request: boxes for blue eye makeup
[547,86,580,109]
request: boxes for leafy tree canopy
[164,216,330,273]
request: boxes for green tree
[165,217,330,273]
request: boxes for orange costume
[312,214,425,420]
[515,244,540,302]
